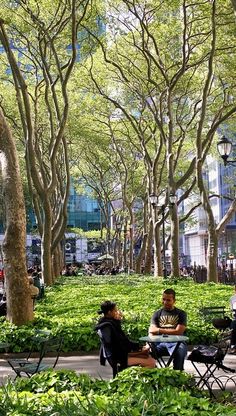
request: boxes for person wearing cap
[95,300,156,372]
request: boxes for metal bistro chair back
[188,307,235,397]
[200,305,232,343]
[7,329,51,374]
[96,323,127,378]
[8,336,63,378]
[188,340,235,397]
[200,306,230,329]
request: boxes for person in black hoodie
[95,300,155,373]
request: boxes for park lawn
[0,275,233,352]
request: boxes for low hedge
[0,368,235,415]
[0,276,233,353]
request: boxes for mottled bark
[0,109,32,325]
[135,233,147,274]
[41,199,53,286]
[52,245,62,278]
[231,0,236,13]
[153,219,162,278]
[170,204,180,277]
[207,230,218,283]
[129,210,134,271]
[135,199,148,273]
[144,220,153,274]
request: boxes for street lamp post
[217,136,235,279]
[217,136,236,166]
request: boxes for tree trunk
[153,220,162,277]
[170,204,180,277]
[231,0,236,13]
[117,230,122,267]
[41,199,53,286]
[135,233,147,274]
[135,198,148,273]
[207,236,218,283]
[123,219,128,272]
[52,244,62,278]
[151,205,158,277]
[0,109,33,325]
[113,237,118,267]
[144,220,153,274]
[129,219,134,271]
[207,227,218,283]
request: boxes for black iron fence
[193,266,236,285]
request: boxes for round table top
[139,335,189,343]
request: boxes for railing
[218,269,236,285]
[192,266,236,285]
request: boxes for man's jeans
[154,342,187,370]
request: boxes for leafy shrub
[108,366,198,395]
[0,276,232,353]
[14,369,107,394]
[0,368,235,415]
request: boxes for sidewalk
[1,351,236,392]
[0,352,113,384]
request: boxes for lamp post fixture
[217,136,236,166]
[149,193,158,207]
[169,192,177,206]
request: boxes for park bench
[7,335,63,378]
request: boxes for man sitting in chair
[149,288,187,370]
[95,300,155,373]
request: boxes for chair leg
[190,361,225,398]
[112,364,118,378]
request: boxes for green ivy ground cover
[0,368,235,415]
[0,275,233,353]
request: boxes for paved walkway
[1,351,236,394]
[0,352,113,384]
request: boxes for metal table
[140,335,189,368]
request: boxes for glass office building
[25,183,104,232]
[67,184,103,231]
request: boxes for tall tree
[0,107,32,325]
[81,0,236,280]
[0,0,91,284]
